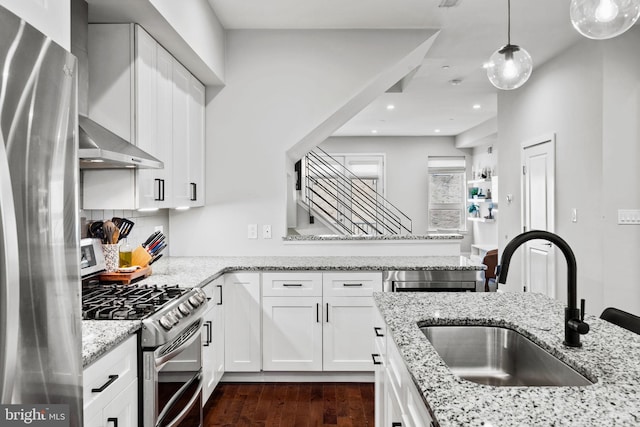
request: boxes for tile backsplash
[80,209,171,257]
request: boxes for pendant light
[486,0,533,90]
[570,0,640,40]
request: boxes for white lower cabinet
[374,306,434,427]
[83,335,138,427]
[224,272,261,372]
[262,296,323,371]
[323,296,376,371]
[262,271,382,372]
[202,276,225,404]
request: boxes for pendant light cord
[507,0,511,45]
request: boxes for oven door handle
[154,320,203,368]
[156,370,202,427]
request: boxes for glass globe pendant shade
[486,44,533,90]
[570,0,640,39]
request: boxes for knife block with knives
[142,230,167,265]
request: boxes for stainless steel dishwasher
[383,270,483,292]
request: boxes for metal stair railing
[302,148,412,235]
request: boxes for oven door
[143,320,203,427]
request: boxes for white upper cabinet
[82,23,205,210]
[188,76,206,207]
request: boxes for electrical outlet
[618,209,640,225]
[154,225,164,233]
[263,224,272,239]
[248,224,258,239]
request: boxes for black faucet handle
[580,298,586,321]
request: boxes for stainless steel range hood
[78,115,163,169]
[73,0,162,169]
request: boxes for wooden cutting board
[98,266,152,285]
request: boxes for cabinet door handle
[316,303,320,323]
[91,375,118,393]
[374,327,384,337]
[107,417,118,427]
[217,284,223,305]
[343,283,363,287]
[154,179,162,201]
[282,283,302,287]
[371,354,381,365]
[190,182,197,201]
[326,303,329,323]
[203,321,212,346]
[392,423,402,427]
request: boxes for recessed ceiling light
[434,129,441,133]
[371,130,378,134]
[473,104,481,110]
[386,104,395,110]
[441,65,451,70]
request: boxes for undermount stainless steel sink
[420,325,594,387]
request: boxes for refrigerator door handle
[0,133,20,402]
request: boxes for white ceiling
[208,0,583,138]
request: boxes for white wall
[601,28,640,314]
[169,29,438,256]
[0,0,70,50]
[319,135,472,252]
[498,28,640,315]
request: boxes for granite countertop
[82,320,141,367]
[283,233,463,241]
[82,255,484,367]
[374,292,640,426]
[137,256,484,287]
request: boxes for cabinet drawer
[262,272,322,297]
[84,335,138,414]
[323,272,382,297]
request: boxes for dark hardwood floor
[203,382,375,427]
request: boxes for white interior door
[522,134,556,297]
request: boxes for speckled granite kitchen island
[82,255,483,367]
[374,292,640,426]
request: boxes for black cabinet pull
[154,179,163,201]
[326,303,329,322]
[343,283,363,287]
[107,417,118,427]
[190,182,197,201]
[316,303,320,323]
[371,354,381,365]
[217,284,223,305]
[203,321,212,346]
[91,375,119,393]
[392,423,402,427]
[282,283,302,287]
[374,327,384,337]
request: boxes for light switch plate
[618,209,640,225]
[248,224,258,239]
[263,224,272,239]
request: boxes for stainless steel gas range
[81,240,208,427]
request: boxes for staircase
[301,148,412,235]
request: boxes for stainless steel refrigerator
[0,5,82,427]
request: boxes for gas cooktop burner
[82,284,188,320]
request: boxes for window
[428,156,466,232]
